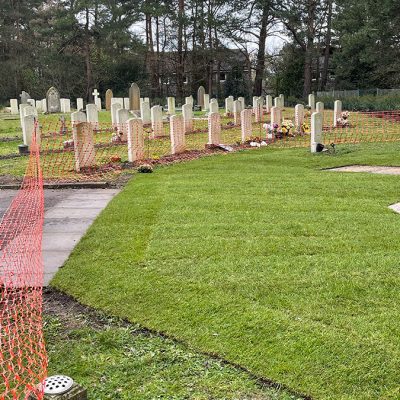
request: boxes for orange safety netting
[0,124,46,400]
[256,109,400,148]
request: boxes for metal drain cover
[43,375,74,395]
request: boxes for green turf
[45,314,298,399]
[52,143,400,399]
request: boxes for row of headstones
[76,93,288,142]
[70,112,224,172]
[297,98,343,128]
[10,98,74,115]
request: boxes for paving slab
[45,207,106,219]
[328,165,400,175]
[0,188,120,286]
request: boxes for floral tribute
[336,111,350,127]
[263,120,296,139]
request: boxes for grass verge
[45,290,299,399]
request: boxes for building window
[220,72,226,82]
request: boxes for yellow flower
[282,127,288,134]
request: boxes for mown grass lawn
[52,143,400,400]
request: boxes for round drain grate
[43,375,74,395]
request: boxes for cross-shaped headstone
[92,89,99,100]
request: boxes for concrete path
[0,188,120,285]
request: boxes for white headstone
[316,102,324,125]
[27,99,35,107]
[66,98,71,113]
[60,98,71,113]
[185,96,194,108]
[311,112,323,153]
[279,94,285,108]
[19,104,29,129]
[209,99,219,114]
[41,99,47,113]
[71,111,86,124]
[73,122,96,172]
[238,97,245,110]
[233,100,243,125]
[123,97,130,110]
[170,115,185,154]
[334,100,342,127]
[308,94,316,112]
[252,96,259,111]
[86,104,98,124]
[22,114,39,147]
[127,118,144,162]
[151,105,163,137]
[35,100,42,113]
[241,109,252,142]
[167,97,176,114]
[116,108,129,124]
[10,99,18,115]
[208,112,221,145]
[255,97,263,123]
[111,103,122,125]
[117,108,130,140]
[225,96,234,113]
[140,100,151,124]
[111,97,124,107]
[270,106,282,127]
[204,94,210,111]
[266,95,273,112]
[77,98,84,111]
[295,104,305,131]
[95,97,102,111]
[182,103,193,133]
[23,105,38,118]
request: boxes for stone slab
[44,207,105,219]
[328,165,400,175]
[389,203,400,214]
[42,232,84,251]
[43,219,94,233]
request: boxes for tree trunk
[253,1,270,96]
[145,11,158,98]
[155,15,161,97]
[303,0,316,98]
[207,1,213,95]
[84,7,93,101]
[320,0,333,90]
[177,0,185,101]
